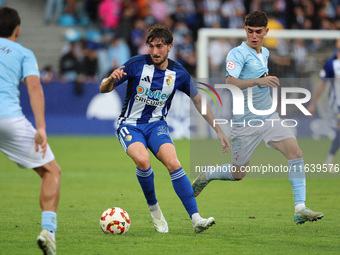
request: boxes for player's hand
[110,66,127,82]
[34,129,47,158]
[217,132,231,153]
[258,76,280,88]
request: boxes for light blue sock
[170,168,198,217]
[136,166,157,206]
[288,158,306,205]
[207,164,235,181]
[41,211,57,232]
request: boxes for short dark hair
[244,11,268,28]
[146,24,173,45]
[0,7,21,37]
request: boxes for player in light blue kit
[0,7,61,255]
[100,24,230,233]
[192,11,323,225]
[308,37,340,168]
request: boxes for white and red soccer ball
[100,207,131,235]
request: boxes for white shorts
[0,117,55,169]
[231,113,296,166]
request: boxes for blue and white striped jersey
[0,38,40,119]
[115,54,198,126]
[226,41,275,126]
[320,56,340,113]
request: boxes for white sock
[48,231,56,242]
[325,154,334,164]
[191,212,203,224]
[149,203,162,219]
[295,203,306,213]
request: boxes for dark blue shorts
[117,120,174,156]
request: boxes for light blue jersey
[226,41,275,126]
[0,38,40,118]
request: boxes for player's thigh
[117,125,150,168]
[231,125,262,166]
[0,117,55,169]
[156,143,181,172]
[117,125,147,152]
[263,118,300,159]
[146,121,174,157]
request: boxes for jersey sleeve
[22,50,40,79]
[178,74,198,98]
[226,48,245,78]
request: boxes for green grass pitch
[0,137,339,255]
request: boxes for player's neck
[245,41,262,54]
[154,59,169,70]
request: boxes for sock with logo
[41,211,57,242]
[170,168,198,217]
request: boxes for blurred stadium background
[3,0,340,139]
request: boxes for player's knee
[167,158,181,173]
[290,148,303,160]
[135,156,151,170]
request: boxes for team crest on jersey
[166,75,173,86]
[226,60,236,71]
[125,134,132,141]
[157,126,168,136]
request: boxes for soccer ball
[100,207,131,235]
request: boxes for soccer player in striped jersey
[192,11,323,225]
[0,7,61,254]
[100,24,230,233]
[308,37,340,169]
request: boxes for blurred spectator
[85,0,101,24]
[40,65,57,84]
[164,0,179,15]
[106,35,131,75]
[79,42,99,82]
[98,0,122,33]
[0,0,6,7]
[136,0,149,18]
[64,0,77,16]
[59,42,79,82]
[293,4,305,29]
[272,0,287,27]
[177,32,196,76]
[131,19,148,56]
[221,0,246,28]
[263,14,285,49]
[44,0,64,24]
[149,0,168,23]
[292,39,308,76]
[199,0,221,28]
[116,0,137,44]
[208,36,232,78]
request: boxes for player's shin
[288,158,306,212]
[136,166,157,206]
[170,168,198,216]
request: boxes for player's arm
[25,75,47,157]
[191,93,230,153]
[226,75,280,89]
[100,66,127,93]
[307,80,326,116]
